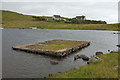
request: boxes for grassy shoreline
[1,10,119,31]
[47,52,118,78]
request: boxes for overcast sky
[1,0,119,24]
[1,0,119,2]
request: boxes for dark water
[2,29,118,78]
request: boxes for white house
[75,15,86,20]
[53,15,61,20]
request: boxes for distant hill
[2,10,33,28]
[2,10,32,21]
[1,10,119,31]
[2,10,53,28]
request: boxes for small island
[12,40,90,57]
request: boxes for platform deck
[12,40,90,57]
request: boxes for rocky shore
[47,51,118,78]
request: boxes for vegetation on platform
[41,40,82,50]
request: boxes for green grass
[1,10,119,31]
[23,40,86,51]
[47,52,118,78]
[37,41,82,50]
[42,44,66,50]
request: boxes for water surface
[2,29,118,78]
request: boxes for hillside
[1,10,119,31]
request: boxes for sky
[1,0,119,24]
[1,0,119,2]
[118,1,120,23]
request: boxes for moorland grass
[1,10,119,31]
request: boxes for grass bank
[1,10,119,31]
[47,52,118,78]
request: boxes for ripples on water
[2,29,118,78]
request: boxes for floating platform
[12,40,90,57]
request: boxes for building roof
[53,15,61,18]
[76,16,85,18]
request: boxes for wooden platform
[12,40,90,57]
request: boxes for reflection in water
[2,29,118,78]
